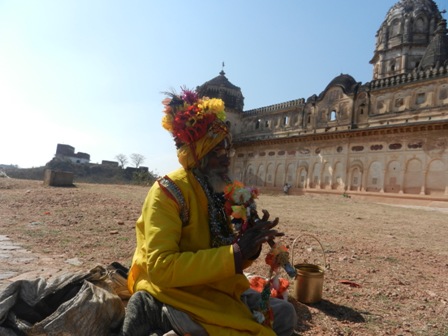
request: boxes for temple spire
[220,61,225,76]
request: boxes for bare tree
[130,153,145,168]
[115,154,128,168]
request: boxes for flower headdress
[161,88,230,169]
[162,88,227,147]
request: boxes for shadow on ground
[309,299,366,323]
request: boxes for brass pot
[291,235,326,304]
[292,263,324,304]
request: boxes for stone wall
[43,169,74,187]
[232,124,448,197]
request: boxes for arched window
[390,19,400,36]
[390,59,396,72]
[414,17,425,33]
[330,110,337,121]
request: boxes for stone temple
[197,0,448,197]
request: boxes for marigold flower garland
[223,181,259,236]
[223,180,296,327]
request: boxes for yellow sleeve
[142,184,237,288]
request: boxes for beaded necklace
[193,170,235,247]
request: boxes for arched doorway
[245,165,255,186]
[349,163,363,191]
[332,161,345,190]
[256,164,265,187]
[266,163,274,187]
[366,161,383,192]
[403,159,423,194]
[426,159,445,195]
[384,160,401,193]
[274,163,285,187]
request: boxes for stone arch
[321,162,332,189]
[296,162,309,188]
[426,159,445,195]
[311,162,322,188]
[366,161,383,192]
[403,158,423,194]
[329,110,337,121]
[245,164,255,186]
[384,160,401,193]
[348,161,363,191]
[256,164,265,187]
[332,161,345,190]
[389,18,401,37]
[233,166,243,182]
[265,163,274,187]
[274,163,285,187]
[285,163,295,186]
[355,92,369,122]
[413,15,427,33]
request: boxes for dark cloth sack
[0,265,125,336]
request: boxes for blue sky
[1,0,447,174]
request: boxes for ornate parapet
[369,65,448,90]
[244,98,305,116]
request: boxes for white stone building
[197,0,448,197]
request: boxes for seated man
[121,89,297,336]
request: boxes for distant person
[120,89,297,335]
[283,183,291,195]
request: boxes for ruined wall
[43,169,74,187]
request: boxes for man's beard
[205,168,232,193]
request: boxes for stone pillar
[346,169,352,191]
[360,171,366,192]
[380,169,386,193]
[398,168,405,194]
[445,170,448,196]
[420,170,427,195]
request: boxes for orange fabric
[248,276,290,299]
[177,120,229,169]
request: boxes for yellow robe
[128,168,275,335]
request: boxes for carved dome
[383,0,441,24]
[196,70,244,112]
[370,0,444,79]
[316,74,358,101]
[324,74,357,93]
[418,19,448,70]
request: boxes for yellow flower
[200,98,224,115]
[209,98,225,113]
[162,114,173,131]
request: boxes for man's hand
[236,210,284,261]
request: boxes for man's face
[203,137,235,175]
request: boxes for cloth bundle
[0,265,125,336]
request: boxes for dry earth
[0,178,447,335]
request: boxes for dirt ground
[0,178,447,335]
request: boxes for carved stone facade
[199,0,448,197]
